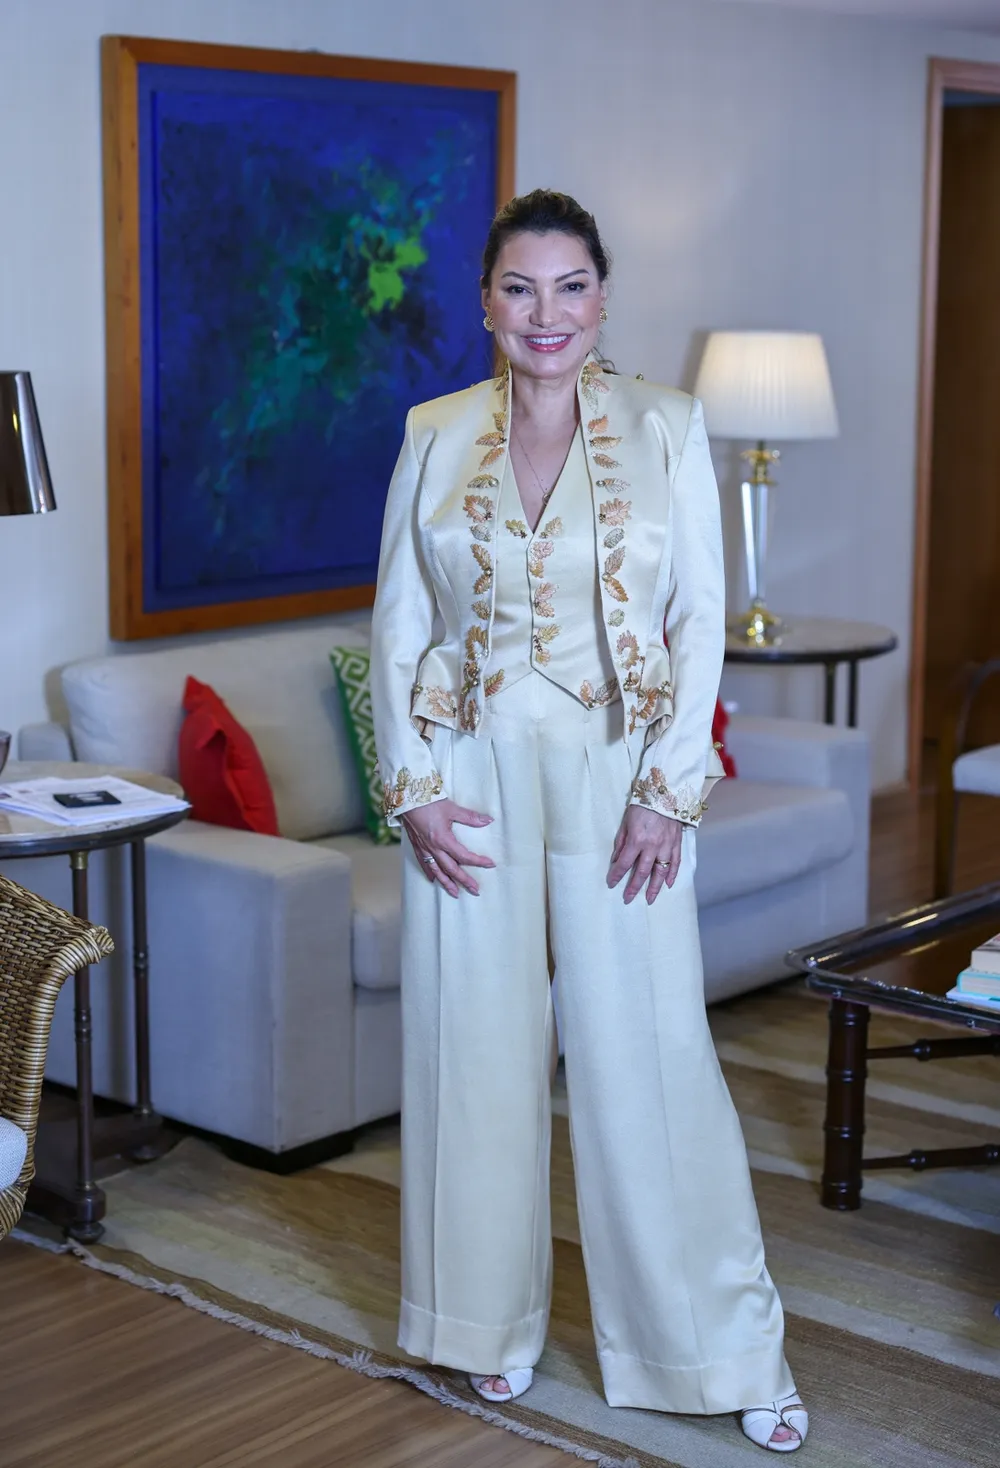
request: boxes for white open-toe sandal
[740,1392,809,1452]
[468,1368,534,1403]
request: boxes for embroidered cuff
[629,767,708,827]
[381,766,446,826]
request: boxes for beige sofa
[5,617,870,1162]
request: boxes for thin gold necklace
[512,420,576,508]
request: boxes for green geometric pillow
[329,647,401,846]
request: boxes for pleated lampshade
[693,332,839,442]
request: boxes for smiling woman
[368,188,807,1453]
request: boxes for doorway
[910,60,1000,785]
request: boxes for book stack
[947,934,1000,1011]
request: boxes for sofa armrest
[17,722,73,761]
[726,715,869,793]
[144,820,355,1151]
[726,714,871,925]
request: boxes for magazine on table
[0,775,189,828]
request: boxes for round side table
[724,616,898,727]
[0,762,188,1241]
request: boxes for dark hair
[480,189,611,288]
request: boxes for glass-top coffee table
[787,884,1000,1210]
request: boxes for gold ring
[654,858,671,870]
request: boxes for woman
[370,190,808,1453]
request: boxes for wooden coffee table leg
[821,997,869,1210]
[69,849,106,1242]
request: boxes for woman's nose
[529,293,559,327]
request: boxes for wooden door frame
[909,57,1000,787]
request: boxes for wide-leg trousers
[397,671,795,1413]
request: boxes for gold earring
[483,312,495,333]
[600,307,608,324]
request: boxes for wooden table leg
[69,849,106,1242]
[847,661,859,728]
[821,997,869,1210]
[823,663,837,725]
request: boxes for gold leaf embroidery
[592,453,620,470]
[472,598,491,621]
[532,624,561,665]
[426,686,458,719]
[608,608,625,627]
[493,411,506,433]
[615,631,640,668]
[540,516,563,538]
[461,696,481,732]
[464,494,493,523]
[467,474,500,490]
[505,519,529,538]
[465,624,488,659]
[587,414,609,434]
[484,670,506,698]
[630,767,705,824]
[589,435,622,450]
[599,496,632,522]
[604,528,624,548]
[382,766,445,819]
[533,582,557,617]
[472,525,492,542]
[604,546,625,577]
[603,575,628,603]
[479,445,505,468]
[527,541,555,578]
[476,431,505,449]
[580,677,618,709]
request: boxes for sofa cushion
[315,781,853,991]
[179,677,279,835]
[329,647,401,847]
[0,1115,28,1191]
[61,620,371,841]
[696,779,854,909]
[313,832,402,991]
[953,745,1000,796]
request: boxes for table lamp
[693,331,838,644]
[0,370,56,772]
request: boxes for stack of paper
[0,776,189,829]
[946,932,1000,1011]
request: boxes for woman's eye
[564,281,586,292]
[504,285,528,296]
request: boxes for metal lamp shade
[0,372,56,515]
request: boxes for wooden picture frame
[102,36,516,640]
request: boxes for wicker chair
[0,874,114,1240]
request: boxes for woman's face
[483,231,607,386]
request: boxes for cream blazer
[370,355,726,828]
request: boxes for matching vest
[487,428,621,711]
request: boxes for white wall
[3,0,1000,788]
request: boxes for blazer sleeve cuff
[628,743,726,828]
[380,759,448,826]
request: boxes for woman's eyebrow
[499,268,591,282]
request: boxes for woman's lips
[522,334,573,353]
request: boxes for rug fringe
[11,1227,643,1468]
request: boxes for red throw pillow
[712,697,738,779]
[178,676,279,835]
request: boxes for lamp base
[727,603,784,646]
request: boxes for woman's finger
[606,841,637,889]
[451,805,494,828]
[445,837,496,869]
[645,861,668,904]
[435,849,480,898]
[623,851,657,904]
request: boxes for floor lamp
[0,371,57,773]
[694,332,838,644]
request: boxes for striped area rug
[18,985,1000,1467]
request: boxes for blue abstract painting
[135,63,500,614]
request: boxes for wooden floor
[1,770,997,1467]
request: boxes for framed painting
[101,36,516,639]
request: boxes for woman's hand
[401,800,496,899]
[607,806,683,905]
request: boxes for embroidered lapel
[578,358,646,737]
[456,367,511,733]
